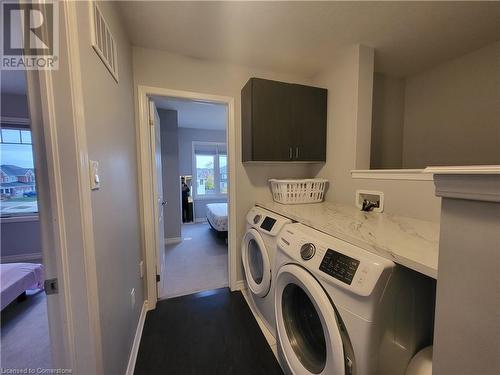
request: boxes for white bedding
[206,203,228,232]
[1,263,44,310]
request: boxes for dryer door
[242,228,271,297]
[275,264,347,375]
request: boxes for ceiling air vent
[90,2,118,82]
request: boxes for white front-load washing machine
[274,223,434,375]
[242,206,291,338]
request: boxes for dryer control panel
[246,206,291,236]
[319,249,360,285]
[278,223,395,297]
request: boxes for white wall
[75,2,143,374]
[433,196,500,375]
[1,220,42,262]
[1,93,29,118]
[402,41,500,168]
[133,47,319,281]
[370,73,405,169]
[178,127,227,220]
[313,45,441,221]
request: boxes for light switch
[89,160,100,190]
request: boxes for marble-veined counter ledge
[257,201,440,279]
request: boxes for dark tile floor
[134,288,283,375]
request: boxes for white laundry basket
[269,178,328,204]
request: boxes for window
[193,142,227,198]
[0,126,38,217]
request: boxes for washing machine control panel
[300,243,316,260]
[260,216,277,232]
[319,249,360,285]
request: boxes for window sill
[350,169,433,181]
[0,214,39,223]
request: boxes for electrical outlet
[130,288,136,309]
[139,261,144,278]
[355,190,384,212]
[89,160,100,190]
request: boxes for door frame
[136,85,236,310]
[19,1,104,372]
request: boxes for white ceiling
[117,1,500,78]
[1,70,27,95]
[152,97,227,131]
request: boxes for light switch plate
[355,190,384,213]
[89,160,100,190]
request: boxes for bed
[1,263,44,310]
[206,203,228,237]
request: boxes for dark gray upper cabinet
[241,78,327,162]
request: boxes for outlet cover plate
[355,190,384,213]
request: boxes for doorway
[151,97,229,299]
[0,72,52,369]
[137,87,236,309]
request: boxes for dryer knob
[253,214,262,224]
[300,243,316,260]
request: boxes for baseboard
[163,282,229,299]
[233,279,246,291]
[0,252,43,263]
[126,300,148,375]
[194,218,207,223]
[164,237,182,245]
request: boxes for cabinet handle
[289,147,293,160]
[295,147,299,159]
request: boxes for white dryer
[274,223,434,375]
[242,206,291,338]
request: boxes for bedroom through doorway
[151,96,229,299]
[1,71,52,370]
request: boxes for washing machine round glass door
[275,264,346,375]
[242,228,271,297]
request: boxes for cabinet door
[251,79,294,161]
[292,84,327,161]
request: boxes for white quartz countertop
[257,201,440,279]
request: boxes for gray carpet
[1,290,52,370]
[164,223,228,299]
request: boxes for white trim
[34,43,76,373]
[194,217,208,223]
[0,215,39,223]
[424,165,500,175]
[165,237,182,245]
[351,169,433,181]
[432,174,500,203]
[1,252,43,263]
[136,86,237,310]
[125,300,148,375]
[0,116,30,125]
[63,1,103,374]
[164,283,229,300]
